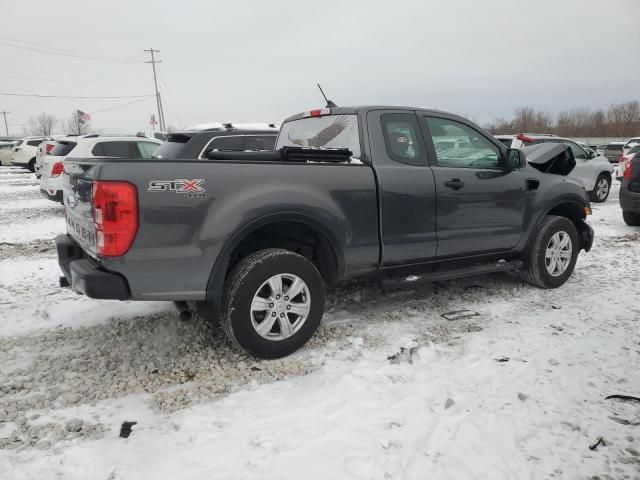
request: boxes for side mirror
[587,150,596,159]
[507,148,526,170]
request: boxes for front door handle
[444,179,465,190]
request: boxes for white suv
[496,134,615,203]
[12,137,49,171]
[39,135,163,202]
[622,137,640,155]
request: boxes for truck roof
[282,106,474,124]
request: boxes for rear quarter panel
[93,160,380,300]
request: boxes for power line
[0,92,152,99]
[156,66,184,129]
[144,48,165,131]
[91,96,155,115]
[0,38,142,64]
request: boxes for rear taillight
[92,181,138,257]
[46,143,54,154]
[623,159,633,180]
[51,162,64,177]
[618,153,623,161]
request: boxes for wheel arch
[204,212,345,310]
[540,197,593,252]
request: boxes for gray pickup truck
[56,106,594,358]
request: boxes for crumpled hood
[522,143,576,176]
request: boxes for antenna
[317,84,337,108]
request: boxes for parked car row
[39,135,164,202]
[2,123,279,203]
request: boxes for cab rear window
[276,115,361,159]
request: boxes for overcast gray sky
[1,0,639,135]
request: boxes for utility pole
[144,48,165,131]
[0,111,9,137]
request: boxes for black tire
[28,158,36,173]
[521,215,579,289]
[589,173,611,203]
[623,211,640,226]
[221,248,325,359]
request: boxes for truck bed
[62,156,380,300]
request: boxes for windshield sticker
[148,179,206,198]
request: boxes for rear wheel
[221,248,325,359]
[28,158,36,173]
[589,174,610,203]
[521,215,579,289]
[623,211,640,226]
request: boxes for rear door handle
[444,179,465,190]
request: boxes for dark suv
[153,123,279,159]
[620,154,640,226]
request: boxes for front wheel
[221,248,325,359]
[521,216,579,289]
[589,174,611,203]
[623,211,640,226]
[28,158,36,173]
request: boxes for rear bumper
[56,234,130,300]
[40,188,63,203]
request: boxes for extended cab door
[367,110,438,265]
[420,114,529,258]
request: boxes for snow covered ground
[0,165,639,479]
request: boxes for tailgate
[63,160,98,258]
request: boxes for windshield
[629,145,640,154]
[607,144,623,151]
[276,115,361,158]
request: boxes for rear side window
[136,141,160,159]
[207,136,245,151]
[381,113,425,166]
[92,141,134,157]
[245,135,276,151]
[27,140,43,147]
[50,142,77,156]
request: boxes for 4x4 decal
[148,179,206,198]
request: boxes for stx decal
[148,179,206,197]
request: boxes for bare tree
[63,111,92,135]
[483,117,513,134]
[26,113,57,136]
[512,107,536,132]
[606,102,639,137]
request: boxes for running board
[381,260,523,289]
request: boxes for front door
[420,115,529,258]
